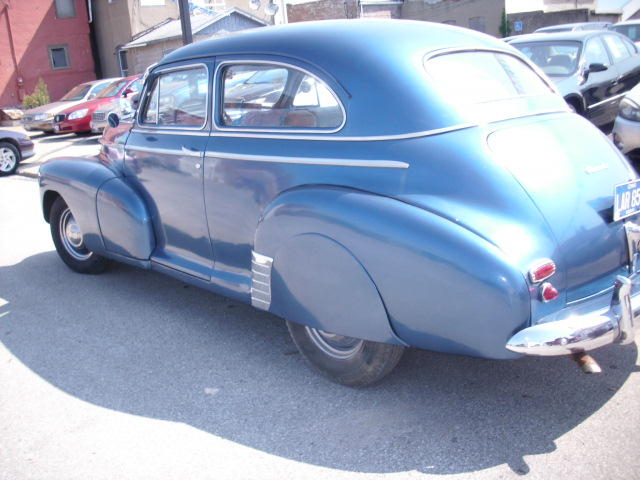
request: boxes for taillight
[541,282,559,302]
[529,260,556,283]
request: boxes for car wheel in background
[49,197,109,274]
[0,141,20,176]
[286,320,405,386]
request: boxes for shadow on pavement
[1,251,638,475]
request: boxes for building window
[48,45,70,70]
[54,0,76,18]
[469,16,486,33]
[118,50,129,76]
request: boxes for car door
[123,62,214,280]
[604,34,640,95]
[580,35,619,124]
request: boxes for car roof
[157,19,559,137]
[613,20,640,26]
[161,19,512,69]
[509,30,617,43]
[535,22,610,32]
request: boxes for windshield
[97,79,128,98]
[60,84,91,101]
[512,41,581,76]
[612,24,640,42]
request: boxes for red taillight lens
[529,260,556,283]
[541,282,559,302]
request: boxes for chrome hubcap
[59,208,92,260]
[305,327,364,359]
[0,147,17,172]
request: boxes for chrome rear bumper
[506,276,638,356]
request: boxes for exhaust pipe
[572,352,602,374]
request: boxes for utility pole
[178,0,193,45]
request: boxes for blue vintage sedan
[38,20,639,385]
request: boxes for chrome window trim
[208,123,478,142]
[136,62,210,132]
[213,59,347,134]
[424,47,559,95]
[205,151,408,169]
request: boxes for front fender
[40,158,118,254]
[254,186,530,359]
[39,157,154,260]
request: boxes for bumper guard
[506,275,638,356]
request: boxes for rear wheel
[50,197,109,274]
[286,320,405,386]
[0,141,19,176]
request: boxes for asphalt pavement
[1,172,640,479]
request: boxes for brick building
[0,0,96,108]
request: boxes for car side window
[622,36,638,56]
[603,35,632,62]
[220,63,344,130]
[584,37,610,66]
[140,66,208,128]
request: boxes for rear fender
[254,186,530,359]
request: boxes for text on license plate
[614,180,640,221]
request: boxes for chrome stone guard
[506,221,640,356]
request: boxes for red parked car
[53,75,142,134]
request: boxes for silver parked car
[22,78,119,134]
[613,82,640,160]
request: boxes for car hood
[24,100,87,115]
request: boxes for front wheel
[0,141,19,176]
[50,197,109,274]
[286,320,405,386]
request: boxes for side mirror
[107,112,120,128]
[131,93,140,110]
[587,63,608,73]
[122,88,134,98]
[88,93,97,100]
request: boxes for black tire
[49,197,109,274]
[286,320,405,387]
[0,141,20,176]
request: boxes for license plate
[53,124,59,132]
[614,180,640,221]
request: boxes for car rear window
[612,24,640,43]
[426,51,553,103]
[424,51,562,122]
[97,79,128,98]
[60,84,91,101]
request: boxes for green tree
[22,78,51,109]
[499,8,512,38]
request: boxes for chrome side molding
[251,251,273,310]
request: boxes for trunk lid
[487,114,633,301]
